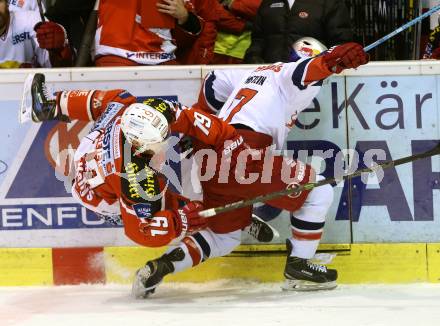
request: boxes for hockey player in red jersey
[20,73,242,248]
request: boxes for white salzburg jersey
[8,0,44,12]
[206,61,322,149]
[0,10,50,68]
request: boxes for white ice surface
[1,282,440,326]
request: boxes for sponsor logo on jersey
[69,90,90,97]
[133,203,153,218]
[113,124,121,159]
[178,208,188,233]
[123,161,160,200]
[93,123,116,177]
[144,168,158,197]
[125,52,174,60]
[254,63,283,73]
[124,163,157,198]
[92,102,123,131]
[102,124,116,176]
[223,136,244,156]
[12,31,31,45]
[125,162,142,200]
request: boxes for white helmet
[289,37,328,62]
[120,100,172,154]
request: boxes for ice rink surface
[1,282,440,326]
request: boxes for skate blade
[19,73,35,123]
[281,279,337,292]
[131,267,154,299]
[251,214,280,239]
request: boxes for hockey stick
[364,3,440,52]
[75,0,99,67]
[36,0,46,22]
[198,142,440,218]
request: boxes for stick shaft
[364,4,440,52]
[36,0,45,22]
[75,0,99,67]
[199,143,440,218]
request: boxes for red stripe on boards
[52,247,105,285]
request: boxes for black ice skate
[282,240,337,291]
[19,73,68,123]
[245,214,279,243]
[132,248,184,299]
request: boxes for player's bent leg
[171,229,242,272]
[19,73,68,123]
[282,178,337,291]
[132,229,241,299]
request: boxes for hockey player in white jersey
[0,0,72,68]
[133,39,369,296]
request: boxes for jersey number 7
[224,88,258,123]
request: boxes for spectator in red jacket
[174,0,218,64]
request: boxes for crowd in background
[1,0,439,68]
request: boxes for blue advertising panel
[346,75,440,242]
[1,67,440,247]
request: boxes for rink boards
[1,243,440,285]
[1,63,440,285]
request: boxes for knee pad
[292,175,334,223]
[169,229,241,273]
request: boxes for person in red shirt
[94,0,204,66]
[20,72,241,248]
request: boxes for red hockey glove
[322,42,369,74]
[173,201,208,234]
[34,21,67,50]
[139,201,208,240]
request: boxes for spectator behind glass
[174,0,220,65]
[7,0,43,12]
[0,0,73,68]
[244,0,353,64]
[422,24,440,59]
[94,0,203,66]
[44,0,95,58]
[212,0,261,64]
